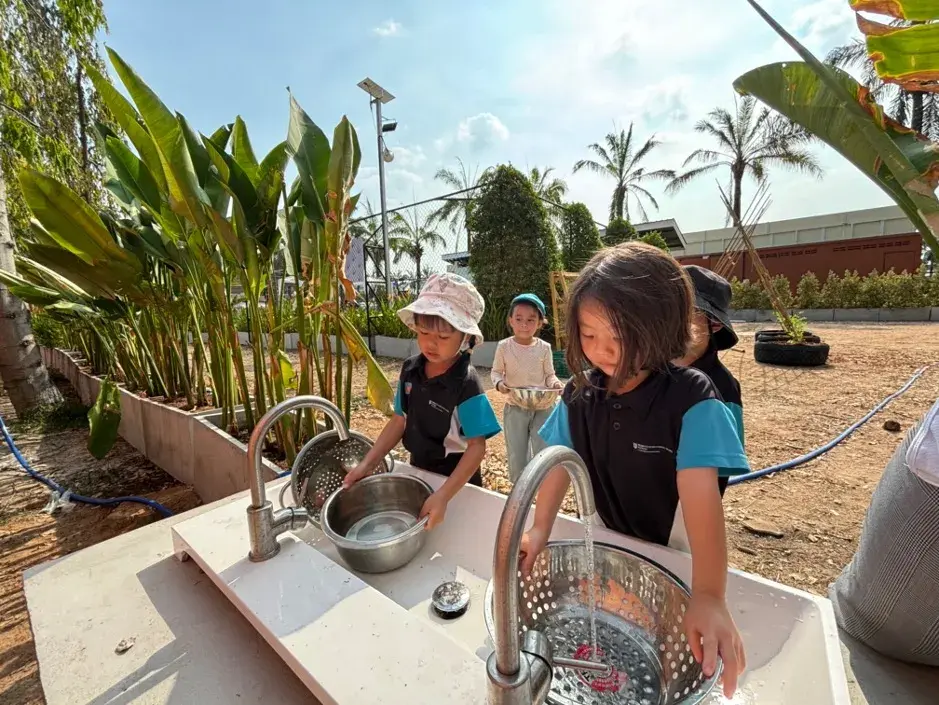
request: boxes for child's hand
[419,491,448,530]
[683,593,746,699]
[496,382,511,395]
[342,460,374,489]
[552,380,564,390]
[519,526,551,575]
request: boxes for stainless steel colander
[484,540,720,705]
[287,430,392,523]
[508,386,562,412]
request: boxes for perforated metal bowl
[289,430,392,523]
[509,386,562,412]
[484,540,720,705]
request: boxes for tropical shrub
[639,231,669,252]
[468,165,561,317]
[603,217,637,246]
[561,202,604,271]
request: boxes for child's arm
[420,436,486,529]
[678,468,745,698]
[542,342,562,389]
[491,342,509,393]
[343,414,405,487]
[519,466,569,573]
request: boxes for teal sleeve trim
[677,399,750,477]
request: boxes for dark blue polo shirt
[691,343,745,495]
[539,365,749,546]
[395,352,501,485]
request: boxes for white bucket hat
[397,273,486,347]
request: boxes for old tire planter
[754,340,830,367]
[755,329,822,345]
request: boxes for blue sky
[100,0,886,237]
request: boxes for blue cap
[510,293,546,316]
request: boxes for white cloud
[373,19,402,37]
[455,113,510,152]
[791,0,856,51]
[388,145,427,169]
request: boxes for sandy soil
[0,377,201,705]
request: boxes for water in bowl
[345,510,417,542]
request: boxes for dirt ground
[1,323,938,705]
[0,376,202,705]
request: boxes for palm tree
[526,166,568,203]
[827,36,938,140]
[389,209,447,289]
[431,157,490,252]
[666,96,823,222]
[572,123,674,222]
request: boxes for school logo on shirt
[404,382,412,395]
[633,442,673,455]
[428,400,449,415]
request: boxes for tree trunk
[76,60,90,198]
[911,91,924,134]
[0,171,63,414]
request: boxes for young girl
[344,274,501,530]
[491,293,563,482]
[521,243,748,699]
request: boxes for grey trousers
[830,417,939,666]
[503,404,552,482]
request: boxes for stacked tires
[753,329,830,367]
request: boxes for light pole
[357,78,395,295]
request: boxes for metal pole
[375,97,393,295]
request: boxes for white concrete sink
[172,464,850,705]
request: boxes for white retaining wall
[41,348,280,503]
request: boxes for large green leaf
[87,379,122,459]
[107,48,210,227]
[336,312,393,416]
[84,62,168,193]
[18,168,138,267]
[231,117,260,185]
[104,137,162,211]
[286,95,330,224]
[0,270,64,306]
[849,0,939,22]
[856,16,939,93]
[741,0,939,253]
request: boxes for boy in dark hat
[674,266,743,494]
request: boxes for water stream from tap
[584,520,598,660]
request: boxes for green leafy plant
[639,231,670,252]
[795,272,823,308]
[561,202,604,270]
[603,217,637,246]
[87,378,122,459]
[468,165,561,317]
[774,311,809,343]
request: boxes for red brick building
[637,205,923,285]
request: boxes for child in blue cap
[491,293,564,482]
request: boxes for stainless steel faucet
[246,396,350,562]
[487,445,608,705]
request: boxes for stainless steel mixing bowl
[484,540,720,705]
[509,386,562,411]
[320,473,432,574]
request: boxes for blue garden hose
[728,364,935,486]
[0,411,174,518]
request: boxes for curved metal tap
[246,396,349,562]
[486,445,604,705]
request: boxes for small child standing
[522,243,748,699]
[673,265,744,494]
[344,274,501,529]
[491,293,563,482]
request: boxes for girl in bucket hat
[344,274,501,530]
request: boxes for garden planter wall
[41,348,280,503]
[730,308,939,323]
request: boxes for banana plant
[738,0,939,260]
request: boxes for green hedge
[730,269,939,309]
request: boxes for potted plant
[754,312,830,367]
